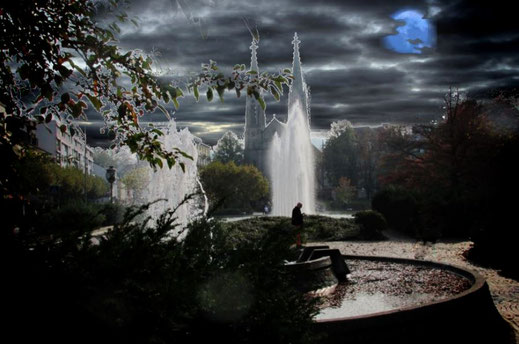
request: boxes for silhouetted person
[291,202,304,248]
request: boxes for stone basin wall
[313,255,512,344]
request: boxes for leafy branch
[0,0,293,170]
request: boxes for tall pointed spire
[250,39,259,73]
[244,37,266,167]
[288,32,310,124]
[291,33,302,86]
[245,38,265,131]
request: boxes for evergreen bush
[5,205,320,344]
[354,210,387,240]
[371,185,421,236]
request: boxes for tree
[212,131,244,165]
[355,127,382,200]
[376,89,507,237]
[333,177,356,206]
[329,119,354,138]
[93,147,118,168]
[120,166,150,204]
[200,161,269,212]
[322,120,358,187]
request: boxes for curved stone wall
[313,255,512,344]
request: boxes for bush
[5,205,320,344]
[98,202,126,226]
[303,215,359,241]
[371,185,421,236]
[354,210,387,240]
[39,200,106,236]
[223,215,369,244]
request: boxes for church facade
[243,33,310,176]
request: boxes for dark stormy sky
[85,0,519,146]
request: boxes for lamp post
[106,166,116,203]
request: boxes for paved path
[312,231,519,342]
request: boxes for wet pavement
[312,231,519,342]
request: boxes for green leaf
[207,87,213,102]
[156,158,163,168]
[258,97,266,110]
[275,76,288,84]
[193,85,199,101]
[216,86,225,102]
[162,91,170,103]
[172,97,179,110]
[68,60,87,77]
[72,102,83,117]
[247,70,258,75]
[270,86,280,101]
[86,94,102,111]
[142,57,152,70]
[179,162,185,172]
[157,105,171,120]
[275,81,283,94]
[253,92,266,110]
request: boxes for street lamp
[105,166,116,203]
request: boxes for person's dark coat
[291,206,303,226]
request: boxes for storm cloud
[88,0,519,146]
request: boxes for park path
[312,230,519,342]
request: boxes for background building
[35,121,94,174]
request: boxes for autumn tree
[376,89,506,237]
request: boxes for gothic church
[243,33,310,176]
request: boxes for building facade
[35,121,94,174]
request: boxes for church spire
[291,33,302,85]
[250,39,259,73]
[245,38,265,141]
[288,32,310,124]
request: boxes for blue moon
[384,9,436,54]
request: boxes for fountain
[269,33,316,216]
[282,245,511,343]
[264,33,511,343]
[100,121,204,230]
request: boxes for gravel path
[311,230,519,342]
